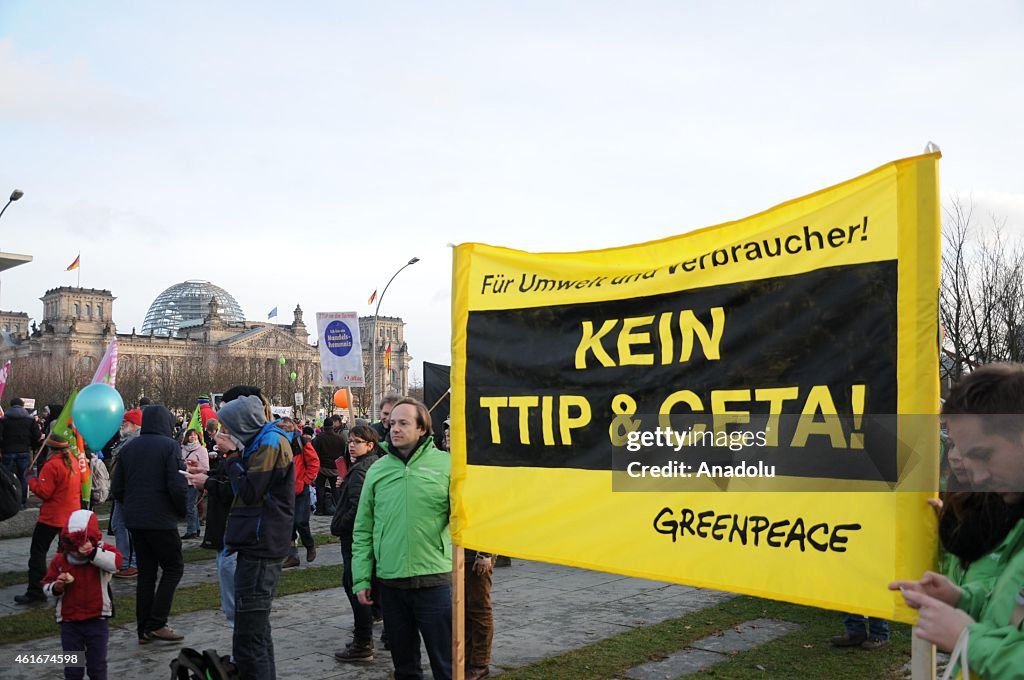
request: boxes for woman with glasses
[331,425,384,662]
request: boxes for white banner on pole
[316,312,365,387]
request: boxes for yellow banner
[451,153,940,622]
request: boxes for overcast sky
[1,1,1021,383]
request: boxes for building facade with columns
[0,284,321,412]
[0,283,412,417]
[358,315,412,398]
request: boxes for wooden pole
[452,544,465,680]
[910,635,935,680]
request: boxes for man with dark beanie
[216,391,295,680]
[110,404,187,643]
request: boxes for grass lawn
[0,533,339,588]
[500,596,912,680]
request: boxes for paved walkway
[0,511,755,679]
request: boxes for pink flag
[91,337,118,387]
[0,360,10,402]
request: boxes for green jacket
[351,436,451,593]
[942,546,1004,590]
[958,517,1024,679]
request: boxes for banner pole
[910,635,935,680]
[452,545,465,680]
[428,388,451,413]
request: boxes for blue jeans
[109,502,135,568]
[185,486,201,535]
[217,548,237,625]
[843,613,889,640]
[233,554,283,680]
[2,452,29,508]
[379,583,452,680]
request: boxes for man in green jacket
[891,363,1024,678]
[352,398,452,680]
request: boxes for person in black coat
[331,424,383,661]
[0,397,44,507]
[312,417,347,515]
[110,404,187,643]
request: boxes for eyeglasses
[349,438,369,446]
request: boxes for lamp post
[0,189,25,306]
[372,256,420,419]
[0,189,23,222]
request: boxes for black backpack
[0,464,21,521]
[168,648,238,680]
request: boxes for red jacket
[294,441,320,495]
[29,452,82,528]
[41,510,122,622]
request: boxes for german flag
[66,254,80,271]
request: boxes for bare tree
[940,196,1024,386]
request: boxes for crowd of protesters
[7,363,1024,678]
[1,388,494,680]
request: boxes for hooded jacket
[29,448,82,528]
[0,405,43,454]
[41,510,122,622]
[957,517,1024,678]
[110,405,188,530]
[224,421,295,559]
[351,436,451,593]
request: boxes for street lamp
[372,256,420,419]
[0,189,24,222]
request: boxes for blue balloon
[72,383,125,451]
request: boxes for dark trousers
[313,474,336,514]
[130,528,184,637]
[233,554,283,680]
[2,452,29,507]
[842,613,889,640]
[465,567,494,668]
[340,541,374,641]
[27,522,62,596]
[60,618,109,680]
[292,487,314,548]
[379,583,452,680]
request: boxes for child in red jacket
[42,509,123,680]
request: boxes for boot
[334,637,374,662]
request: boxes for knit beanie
[217,395,266,446]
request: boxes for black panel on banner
[463,261,898,478]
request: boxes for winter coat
[293,438,320,496]
[224,422,295,559]
[29,451,82,528]
[181,442,210,473]
[110,405,187,530]
[331,450,380,540]
[351,436,450,593]
[0,405,43,454]
[957,517,1024,678]
[312,429,347,479]
[41,510,122,622]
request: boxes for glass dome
[141,280,245,337]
